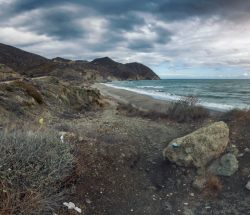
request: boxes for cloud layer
[0,0,250,78]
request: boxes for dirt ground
[52,94,250,215]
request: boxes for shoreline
[93,83,171,114]
[93,83,221,116]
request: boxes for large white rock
[163,121,229,168]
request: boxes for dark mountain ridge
[0,43,54,77]
[0,43,160,81]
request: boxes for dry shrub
[117,103,168,120]
[117,97,209,122]
[0,130,75,215]
[203,175,223,198]
[167,96,209,122]
[221,108,250,128]
[13,80,43,104]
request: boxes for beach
[94,83,172,114]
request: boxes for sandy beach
[94,83,221,117]
[94,83,172,114]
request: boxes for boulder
[207,153,238,176]
[163,121,229,168]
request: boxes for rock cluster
[163,121,242,192]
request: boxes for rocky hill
[86,57,160,81]
[0,43,160,82]
[0,43,54,77]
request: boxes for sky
[0,0,250,79]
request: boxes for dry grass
[168,96,209,122]
[221,108,250,128]
[12,80,43,104]
[0,130,75,215]
[203,175,223,198]
[117,95,209,123]
[117,103,168,120]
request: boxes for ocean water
[104,79,250,111]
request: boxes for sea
[104,79,250,112]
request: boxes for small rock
[237,153,244,157]
[228,145,239,156]
[246,181,250,190]
[244,148,250,153]
[86,198,91,204]
[193,176,206,191]
[208,153,238,176]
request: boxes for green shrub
[0,130,75,215]
[168,96,209,122]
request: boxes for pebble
[152,195,157,201]
[183,202,188,205]
[237,153,244,157]
[190,193,194,197]
[86,198,92,204]
[244,148,250,152]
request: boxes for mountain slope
[0,43,55,77]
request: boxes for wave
[137,85,164,89]
[104,83,182,101]
[104,83,249,111]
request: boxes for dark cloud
[3,0,250,41]
[27,9,85,40]
[108,13,145,32]
[152,27,173,44]
[156,0,250,20]
[128,39,154,52]
[10,0,250,21]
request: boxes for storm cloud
[0,0,250,78]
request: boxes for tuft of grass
[13,80,43,104]
[0,130,75,215]
[167,96,209,122]
[203,175,223,198]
